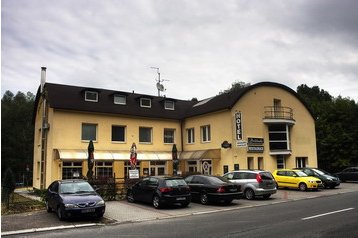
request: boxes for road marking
[302,208,355,220]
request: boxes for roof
[33,81,314,122]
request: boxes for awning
[55,149,172,161]
[179,149,220,160]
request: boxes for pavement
[2,183,358,236]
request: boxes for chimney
[40,67,47,93]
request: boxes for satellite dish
[156,82,164,92]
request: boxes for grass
[1,193,45,215]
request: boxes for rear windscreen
[260,172,274,180]
[165,179,187,187]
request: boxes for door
[150,161,166,176]
[201,160,212,175]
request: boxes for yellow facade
[33,82,317,189]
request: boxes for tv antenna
[151,67,168,96]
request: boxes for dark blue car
[46,179,105,220]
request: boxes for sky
[2,0,358,102]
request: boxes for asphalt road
[12,191,358,238]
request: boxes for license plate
[230,189,237,192]
[176,197,186,201]
[81,208,95,213]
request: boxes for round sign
[202,161,209,172]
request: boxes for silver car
[223,170,277,200]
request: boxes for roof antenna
[151,67,168,97]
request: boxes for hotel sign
[247,137,264,153]
[235,112,243,140]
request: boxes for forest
[1,84,357,183]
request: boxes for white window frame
[164,100,175,110]
[114,95,126,105]
[187,128,195,144]
[111,125,126,143]
[201,125,211,143]
[164,128,175,144]
[81,123,97,141]
[140,98,151,108]
[85,91,98,102]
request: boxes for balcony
[263,106,295,125]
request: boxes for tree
[2,168,16,208]
[219,81,250,95]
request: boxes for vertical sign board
[235,112,243,140]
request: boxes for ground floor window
[62,161,83,179]
[296,157,307,168]
[247,157,254,169]
[258,157,264,170]
[95,161,113,179]
[201,160,212,175]
[124,161,141,179]
[150,161,166,176]
[276,155,285,169]
[187,161,198,173]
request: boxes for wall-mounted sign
[248,137,264,145]
[235,112,243,140]
[237,140,247,147]
[247,146,264,153]
[129,169,139,179]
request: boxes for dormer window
[114,95,126,105]
[164,100,175,110]
[140,98,151,108]
[85,91,98,102]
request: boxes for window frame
[114,95,126,105]
[139,127,153,143]
[111,125,126,143]
[85,91,98,102]
[201,125,211,143]
[164,128,175,144]
[140,98,152,108]
[187,128,195,144]
[81,123,97,141]
[164,100,175,110]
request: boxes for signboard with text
[235,112,243,141]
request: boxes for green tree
[219,81,250,95]
[1,91,35,182]
[2,168,16,208]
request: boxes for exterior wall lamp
[221,141,232,149]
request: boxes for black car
[295,167,340,189]
[184,175,242,205]
[126,176,191,209]
[46,179,106,220]
[336,167,358,182]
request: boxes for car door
[185,176,202,200]
[47,181,60,210]
[132,178,149,202]
[285,171,299,188]
[275,171,288,187]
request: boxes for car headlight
[97,200,105,206]
[327,178,333,181]
[308,180,315,183]
[64,203,78,208]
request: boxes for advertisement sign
[235,112,243,141]
[247,146,264,153]
[248,137,264,145]
[129,169,139,179]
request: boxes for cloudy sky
[2,0,358,101]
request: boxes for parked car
[294,167,340,189]
[223,170,277,200]
[45,179,106,220]
[126,176,191,209]
[184,175,242,205]
[335,167,358,182]
[272,169,323,191]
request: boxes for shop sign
[236,140,247,147]
[129,169,139,179]
[235,112,243,140]
[248,137,264,145]
[247,146,264,153]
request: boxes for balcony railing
[264,106,294,121]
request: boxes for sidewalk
[2,183,358,236]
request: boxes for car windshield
[207,176,229,184]
[59,182,95,194]
[296,171,308,177]
[260,172,274,180]
[165,179,187,187]
[312,168,330,175]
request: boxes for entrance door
[201,160,212,175]
[150,161,166,176]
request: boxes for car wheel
[126,190,135,203]
[200,193,209,205]
[57,206,65,221]
[152,195,161,209]
[45,201,52,213]
[263,194,271,199]
[299,182,307,191]
[244,188,255,200]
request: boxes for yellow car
[273,169,323,191]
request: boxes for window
[164,128,175,144]
[140,98,151,108]
[114,95,126,105]
[247,157,254,170]
[187,128,195,144]
[258,157,264,170]
[112,125,126,142]
[201,125,211,143]
[139,127,152,143]
[187,161,198,173]
[85,91,98,102]
[81,123,97,141]
[62,162,82,179]
[296,157,307,168]
[164,100,175,110]
[268,124,290,151]
[277,155,285,169]
[95,161,113,179]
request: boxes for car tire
[45,201,52,213]
[200,193,209,205]
[244,188,255,200]
[263,194,271,199]
[152,195,162,209]
[126,190,135,203]
[299,182,307,191]
[57,206,65,221]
